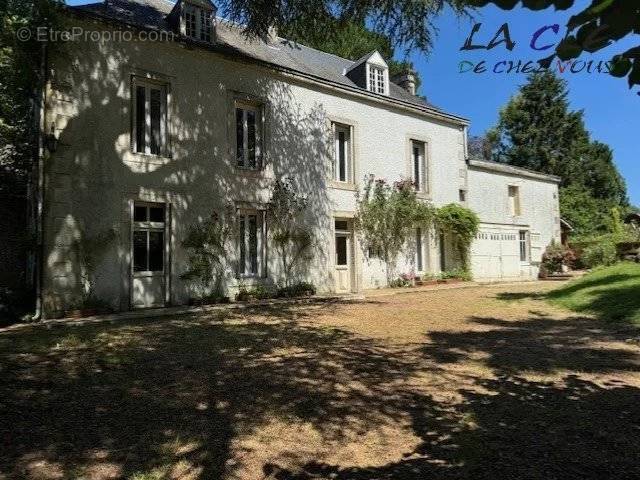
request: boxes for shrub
[583,240,618,268]
[389,277,412,288]
[277,282,316,298]
[440,268,472,281]
[235,284,277,302]
[541,242,570,275]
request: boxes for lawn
[548,262,640,325]
[1,282,639,480]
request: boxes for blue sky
[67,0,638,205]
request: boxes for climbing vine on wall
[435,203,480,271]
[356,177,479,284]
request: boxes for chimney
[393,72,417,96]
[267,25,279,44]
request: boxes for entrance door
[132,202,166,308]
[334,219,352,293]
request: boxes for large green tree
[488,71,589,181]
[0,0,63,193]
[223,0,469,55]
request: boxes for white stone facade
[40,16,560,316]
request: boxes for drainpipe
[32,42,48,321]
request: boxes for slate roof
[72,0,467,123]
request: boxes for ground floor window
[238,210,265,277]
[133,203,165,273]
[416,228,424,272]
[439,233,446,271]
[519,230,529,262]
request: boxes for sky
[67,0,638,206]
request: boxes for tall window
[508,185,521,216]
[133,203,165,273]
[238,211,264,277]
[133,79,168,156]
[333,123,352,183]
[519,230,529,262]
[411,140,426,192]
[236,102,262,169]
[183,4,213,43]
[416,228,424,272]
[368,65,385,94]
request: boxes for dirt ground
[1,282,639,480]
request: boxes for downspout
[32,42,48,321]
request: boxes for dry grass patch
[1,282,639,479]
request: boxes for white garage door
[471,227,521,280]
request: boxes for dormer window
[180,2,214,43]
[369,66,386,94]
[345,50,389,96]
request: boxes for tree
[467,0,640,94]
[0,0,63,192]
[578,141,628,206]
[267,179,314,288]
[559,184,612,236]
[490,71,587,180]
[223,0,470,55]
[355,178,435,284]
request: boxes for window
[459,189,467,203]
[368,65,386,94]
[411,140,426,192]
[235,102,262,169]
[133,79,168,156]
[133,203,165,273]
[333,123,352,183]
[519,230,529,262]
[416,228,424,272]
[238,211,264,277]
[508,185,521,216]
[183,4,213,42]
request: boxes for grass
[548,262,640,326]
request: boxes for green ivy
[435,203,480,272]
[356,178,479,284]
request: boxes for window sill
[127,152,172,164]
[330,181,358,192]
[416,191,431,200]
[235,166,266,177]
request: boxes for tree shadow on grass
[0,299,419,479]
[269,312,640,480]
[2,302,639,479]
[496,272,640,326]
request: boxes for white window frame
[509,185,522,216]
[132,202,166,276]
[237,209,266,278]
[411,140,426,192]
[367,65,386,94]
[183,4,213,42]
[132,78,168,157]
[235,101,263,170]
[332,122,353,183]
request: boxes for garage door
[471,227,521,280]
